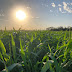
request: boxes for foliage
[0,30,72,72]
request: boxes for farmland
[0,30,72,72]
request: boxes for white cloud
[58,4,62,7]
[59,7,66,13]
[63,2,67,8]
[59,8,62,12]
[63,2,72,13]
[51,3,55,7]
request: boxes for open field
[0,30,72,72]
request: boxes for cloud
[58,4,62,7]
[63,2,72,13]
[59,7,66,13]
[59,8,62,12]
[51,3,55,7]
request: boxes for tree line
[46,26,72,31]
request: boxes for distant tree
[46,26,72,31]
[57,26,63,31]
[46,27,54,30]
[63,27,67,31]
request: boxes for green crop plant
[0,30,72,72]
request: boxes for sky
[0,0,72,30]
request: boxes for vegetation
[46,26,72,31]
[0,29,72,72]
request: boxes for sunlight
[16,10,26,20]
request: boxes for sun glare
[16,10,26,20]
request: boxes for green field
[0,30,72,72]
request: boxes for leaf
[11,34,16,61]
[62,60,72,68]
[2,63,22,72]
[42,55,48,62]
[57,54,64,60]
[56,42,59,50]
[0,52,8,72]
[67,39,72,49]
[70,50,72,58]
[30,34,34,42]
[48,44,51,53]
[20,39,26,65]
[41,60,54,72]
[54,44,67,56]
[0,52,4,61]
[63,47,68,61]
[49,54,61,72]
[8,63,21,71]
[0,40,6,55]
[63,32,66,45]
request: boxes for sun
[16,10,26,20]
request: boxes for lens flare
[16,10,26,20]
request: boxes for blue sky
[0,0,72,30]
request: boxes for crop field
[0,30,72,72]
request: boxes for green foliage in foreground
[0,30,72,72]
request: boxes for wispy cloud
[51,3,55,7]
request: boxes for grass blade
[20,39,26,65]
[11,34,16,61]
[0,40,6,55]
[41,60,54,72]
